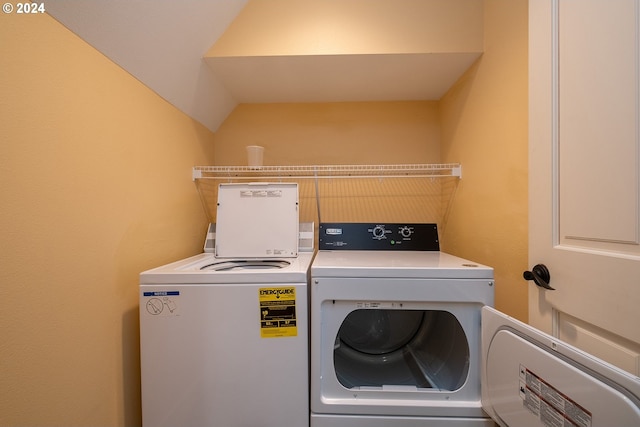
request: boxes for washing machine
[310,222,640,427]
[139,183,314,427]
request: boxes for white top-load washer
[310,223,640,427]
[140,183,314,427]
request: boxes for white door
[481,307,640,427]
[529,0,640,375]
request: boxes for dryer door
[481,306,640,427]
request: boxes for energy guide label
[520,365,592,427]
[259,287,297,338]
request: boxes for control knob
[372,225,387,239]
[399,226,413,238]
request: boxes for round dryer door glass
[338,310,423,355]
[334,309,470,391]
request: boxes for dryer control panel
[319,223,439,251]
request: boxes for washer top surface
[311,250,493,279]
[141,252,314,284]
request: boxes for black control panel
[319,223,440,251]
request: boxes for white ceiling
[46,1,482,132]
[206,53,481,104]
[45,0,248,132]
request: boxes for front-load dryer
[311,223,495,426]
[310,223,640,427]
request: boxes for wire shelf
[192,163,462,180]
[192,163,462,233]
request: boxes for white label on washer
[143,291,179,317]
[239,190,274,198]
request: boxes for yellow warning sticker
[259,287,297,338]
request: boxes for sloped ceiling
[46,0,483,132]
[45,0,248,132]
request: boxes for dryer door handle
[523,264,554,290]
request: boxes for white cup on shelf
[246,145,264,169]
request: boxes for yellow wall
[211,102,445,227]
[209,0,483,56]
[440,0,529,320]
[214,102,440,165]
[214,0,529,322]
[0,1,528,426]
[0,12,214,427]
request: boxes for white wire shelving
[192,163,462,227]
[192,163,462,181]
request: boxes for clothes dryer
[310,223,640,427]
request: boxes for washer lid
[481,306,640,426]
[215,183,299,258]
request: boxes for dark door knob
[523,264,554,290]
